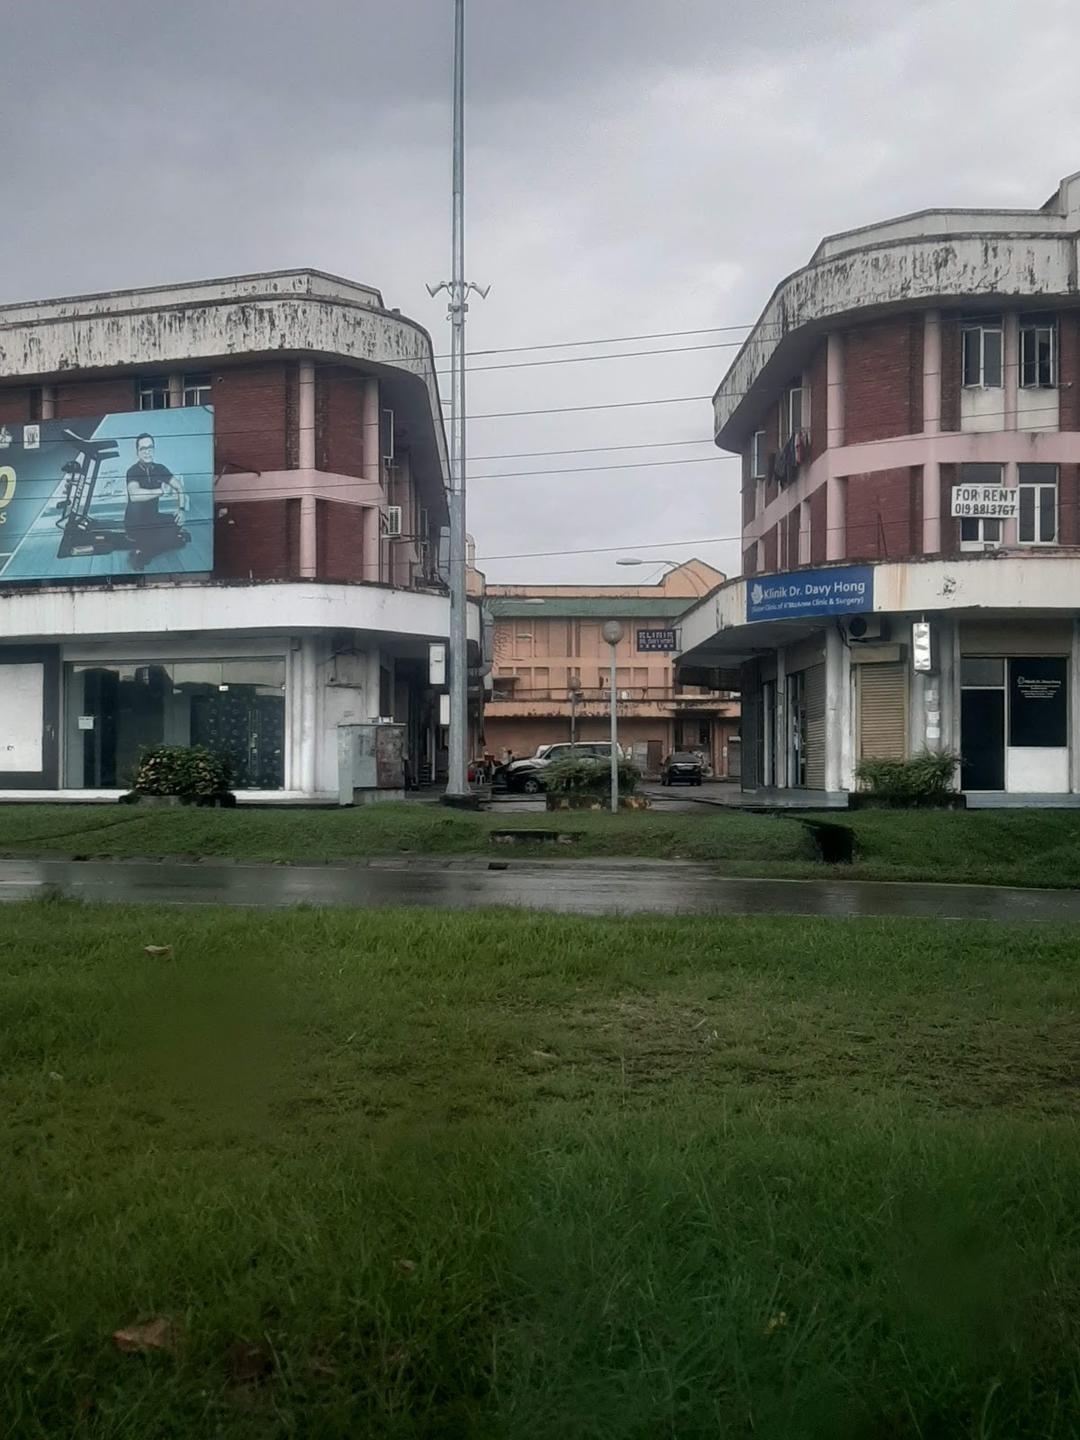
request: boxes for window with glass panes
[959,462,1004,549]
[138,376,170,410]
[1020,316,1056,388]
[182,372,211,406]
[961,318,1003,388]
[1018,463,1057,545]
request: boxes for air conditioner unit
[382,505,403,538]
[845,616,889,642]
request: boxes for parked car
[660,751,705,786]
[499,742,621,794]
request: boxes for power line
[465,394,713,420]
[432,321,758,360]
[432,337,747,379]
[467,436,716,462]
[475,534,740,562]
[472,453,734,482]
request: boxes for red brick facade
[1058,314,1080,431]
[212,364,290,475]
[316,368,368,478]
[845,467,920,560]
[806,340,828,465]
[0,388,32,422]
[843,318,923,444]
[316,499,367,582]
[214,499,301,580]
[809,484,827,565]
[53,378,136,416]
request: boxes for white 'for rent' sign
[951,485,1016,519]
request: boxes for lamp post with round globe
[600,620,625,812]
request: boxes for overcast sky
[2,0,1079,582]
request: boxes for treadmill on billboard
[0,406,213,581]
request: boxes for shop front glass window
[65,657,286,789]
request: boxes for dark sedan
[660,752,704,786]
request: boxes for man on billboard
[125,432,188,570]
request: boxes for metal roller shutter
[858,662,908,760]
[803,663,826,789]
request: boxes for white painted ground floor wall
[0,633,413,796]
[749,615,1080,796]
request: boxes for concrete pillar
[300,635,318,795]
[922,310,942,556]
[1004,312,1019,433]
[299,495,317,578]
[824,624,848,792]
[366,648,382,719]
[298,361,316,469]
[938,618,961,784]
[826,332,844,448]
[923,311,941,437]
[1002,458,1019,548]
[362,378,382,583]
[826,475,846,561]
[775,648,787,789]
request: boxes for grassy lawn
[3,900,1080,1437]
[2,802,1080,888]
[0,802,814,866]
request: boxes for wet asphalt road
[1,855,1079,922]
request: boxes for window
[961,318,1003,388]
[958,461,1004,550]
[750,430,766,479]
[183,372,212,406]
[1018,463,1058,545]
[780,385,805,443]
[138,376,170,410]
[1020,317,1056,388]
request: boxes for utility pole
[429,0,487,803]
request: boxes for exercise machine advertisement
[0,406,213,581]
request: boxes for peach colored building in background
[484,560,741,777]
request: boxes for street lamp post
[616,557,709,596]
[600,620,624,812]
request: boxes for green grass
[3,900,1080,1436]
[0,802,814,865]
[823,808,1080,889]
[2,802,1080,888]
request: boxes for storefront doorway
[66,657,286,789]
[960,656,1068,792]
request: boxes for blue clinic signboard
[0,406,214,582]
[746,565,874,623]
[637,628,678,652]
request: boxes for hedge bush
[544,755,641,796]
[134,745,233,798]
[855,751,959,803]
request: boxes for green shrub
[855,750,958,803]
[544,755,641,796]
[134,745,233,797]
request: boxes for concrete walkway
[2,855,1079,921]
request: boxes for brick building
[678,170,1080,798]
[0,270,479,796]
[484,560,740,777]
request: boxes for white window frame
[750,430,766,479]
[1019,319,1057,389]
[958,463,1004,552]
[1018,465,1058,546]
[182,372,212,406]
[961,318,1003,389]
[138,376,171,411]
[780,385,806,444]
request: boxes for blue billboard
[0,406,213,582]
[746,565,873,622]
